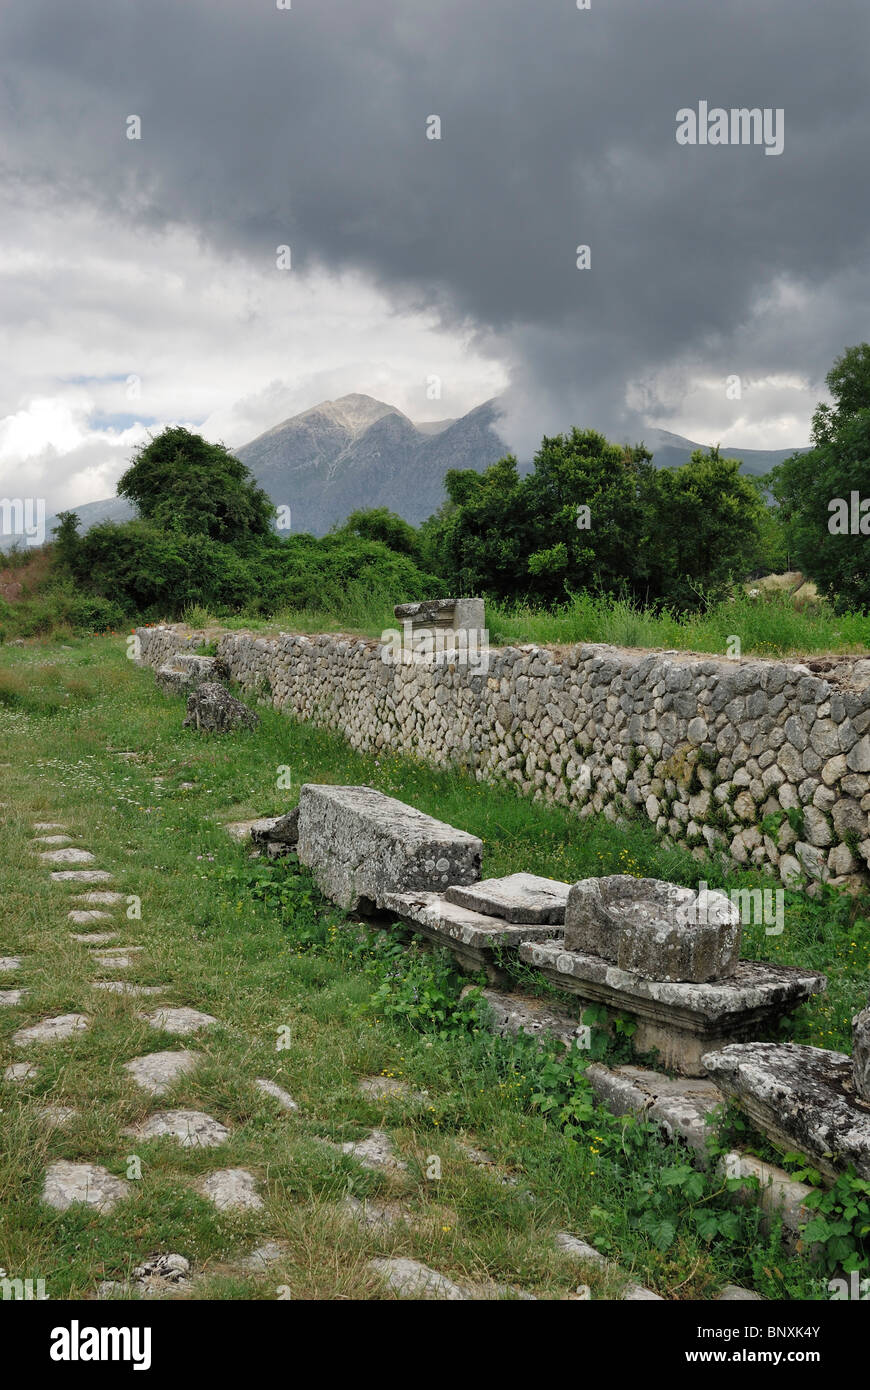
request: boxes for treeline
[39,344,870,628]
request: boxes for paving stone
[341,1195,411,1229]
[93,950,139,969]
[369,1257,468,1301]
[623,1283,665,1301]
[13,1013,89,1046]
[140,1007,218,1036]
[358,1075,427,1103]
[124,1109,230,1148]
[239,1241,287,1271]
[125,1050,201,1095]
[445,872,571,925]
[0,956,21,972]
[717,1284,764,1301]
[340,1128,407,1171]
[255,1078,298,1111]
[4,1062,37,1082]
[36,1104,79,1129]
[72,891,125,905]
[33,834,74,845]
[33,822,68,831]
[42,1160,128,1213]
[200,1168,263,1210]
[296,783,482,911]
[68,910,114,925]
[70,930,119,943]
[93,982,165,996]
[51,870,113,882]
[0,989,27,1006]
[39,848,96,864]
[555,1232,608,1267]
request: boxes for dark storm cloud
[2,0,869,447]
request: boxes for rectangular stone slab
[702,1042,870,1181]
[382,890,558,983]
[445,872,570,925]
[518,940,825,1075]
[296,785,482,911]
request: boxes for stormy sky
[1,0,869,514]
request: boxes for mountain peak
[299,393,405,436]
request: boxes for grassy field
[0,635,867,1300]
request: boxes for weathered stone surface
[340,1128,407,1171]
[182,682,258,733]
[252,808,299,845]
[33,822,68,831]
[468,986,589,1052]
[564,875,740,983]
[0,989,27,1005]
[0,956,21,972]
[33,834,73,845]
[70,930,118,944]
[239,1242,287,1271]
[93,981,165,995]
[51,870,113,882]
[125,1109,230,1148]
[72,891,124,905]
[702,1042,870,1180]
[156,653,216,696]
[140,1007,218,1035]
[200,1168,263,1210]
[68,911,114,925]
[445,872,570,924]
[383,889,556,981]
[12,1013,89,1046]
[369,1257,468,1301]
[36,1104,79,1129]
[39,847,95,864]
[853,1006,870,1101]
[584,1062,723,1155]
[125,1050,201,1095]
[717,1284,763,1301]
[42,1161,128,1213]
[297,784,482,910]
[555,1232,607,1267]
[4,1061,37,1081]
[99,1252,192,1299]
[93,950,140,968]
[520,942,825,1075]
[255,1078,298,1111]
[341,1195,411,1229]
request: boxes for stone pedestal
[517,940,825,1075]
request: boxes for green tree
[51,511,81,573]
[117,427,275,548]
[771,344,870,610]
[332,507,420,557]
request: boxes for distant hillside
[28,397,810,546]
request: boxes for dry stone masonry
[138,624,870,890]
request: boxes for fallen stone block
[156,653,216,696]
[445,871,570,924]
[182,682,258,733]
[702,1041,870,1181]
[463,985,590,1052]
[297,784,482,911]
[565,875,740,983]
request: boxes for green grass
[178,587,870,661]
[0,635,866,1300]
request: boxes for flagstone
[124,1050,201,1095]
[33,835,74,845]
[33,822,68,831]
[93,981,165,996]
[0,989,27,1006]
[140,1007,218,1036]
[51,870,113,882]
[254,1078,298,1111]
[39,848,95,864]
[369,1257,468,1301]
[13,1013,89,1046]
[93,950,139,969]
[69,930,119,943]
[124,1109,229,1148]
[340,1128,407,1171]
[68,910,114,925]
[239,1241,287,1271]
[72,891,124,905]
[36,1104,79,1129]
[42,1161,128,1213]
[200,1168,263,1210]
[0,956,21,972]
[3,1062,37,1082]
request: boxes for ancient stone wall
[137,625,870,889]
